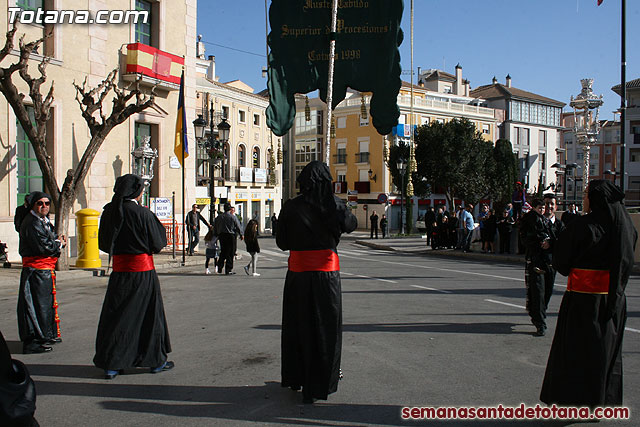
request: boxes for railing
[354,181,370,193]
[355,152,370,163]
[333,154,347,164]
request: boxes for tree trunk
[54,191,74,270]
[445,188,454,212]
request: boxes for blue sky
[198,0,639,120]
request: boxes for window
[222,106,230,119]
[17,0,43,11]
[16,107,43,205]
[421,116,430,125]
[576,151,584,160]
[539,130,547,147]
[252,146,260,168]
[539,153,546,170]
[630,149,640,162]
[482,124,490,134]
[294,110,323,136]
[337,116,346,128]
[337,171,346,182]
[295,139,321,163]
[443,85,452,94]
[253,114,260,126]
[336,143,346,164]
[357,140,369,163]
[238,144,246,167]
[135,0,152,46]
[520,128,530,146]
[134,122,159,205]
[238,110,246,124]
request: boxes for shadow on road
[255,322,531,335]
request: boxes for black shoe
[23,345,52,354]
[290,385,301,391]
[150,360,175,374]
[225,271,236,275]
[535,327,546,337]
[45,337,62,344]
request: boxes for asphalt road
[1,236,638,426]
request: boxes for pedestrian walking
[243,219,261,276]
[271,213,278,236]
[94,174,173,379]
[276,161,357,404]
[185,203,210,255]
[380,214,388,238]
[369,210,379,239]
[541,193,564,313]
[17,191,66,354]
[203,229,219,275]
[213,203,244,275]
[541,180,637,407]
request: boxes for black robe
[541,211,637,406]
[18,213,61,345]
[276,195,357,400]
[93,200,170,370]
[0,330,37,426]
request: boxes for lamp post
[604,169,619,185]
[131,135,158,207]
[570,79,603,192]
[193,103,231,225]
[397,158,406,235]
[551,162,578,208]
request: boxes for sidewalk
[354,234,640,273]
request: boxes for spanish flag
[174,70,188,166]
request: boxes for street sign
[363,204,368,211]
[150,197,172,219]
[195,198,211,205]
[377,193,388,204]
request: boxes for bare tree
[0,26,155,269]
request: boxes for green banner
[266,0,404,137]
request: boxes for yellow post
[75,208,101,269]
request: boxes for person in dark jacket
[213,203,244,275]
[541,180,637,407]
[380,214,388,238]
[497,208,515,254]
[560,202,580,226]
[243,219,260,276]
[94,174,173,379]
[276,161,357,404]
[185,204,210,255]
[369,210,379,239]
[18,191,66,354]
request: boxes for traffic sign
[377,193,388,204]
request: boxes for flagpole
[619,0,626,195]
[181,66,186,266]
[324,0,338,165]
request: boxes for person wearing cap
[94,174,173,379]
[541,180,637,407]
[212,202,244,275]
[276,161,357,404]
[17,191,66,354]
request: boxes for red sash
[567,268,610,294]
[22,256,57,270]
[112,254,155,272]
[288,249,340,272]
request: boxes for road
[1,236,638,426]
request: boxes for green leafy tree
[414,118,495,209]
[489,138,518,211]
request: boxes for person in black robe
[17,191,66,354]
[540,180,637,407]
[0,330,38,426]
[276,161,357,404]
[94,174,173,379]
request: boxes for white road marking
[485,299,526,309]
[339,252,525,282]
[625,327,640,334]
[259,249,288,258]
[411,285,452,294]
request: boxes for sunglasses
[36,201,51,207]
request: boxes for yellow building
[0,0,197,259]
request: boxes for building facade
[0,0,198,259]
[194,52,282,231]
[612,77,640,205]
[471,75,565,196]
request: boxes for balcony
[333,154,347,164]
[123,43,184,91]
[355,152,370,163]
[333,181,347,194]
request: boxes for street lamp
[551,162,578,208]
[367,168,377,182]
[131,135,158,207]
[193,103,231,225]
[397,158,407,235]
[604,169,619,185]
